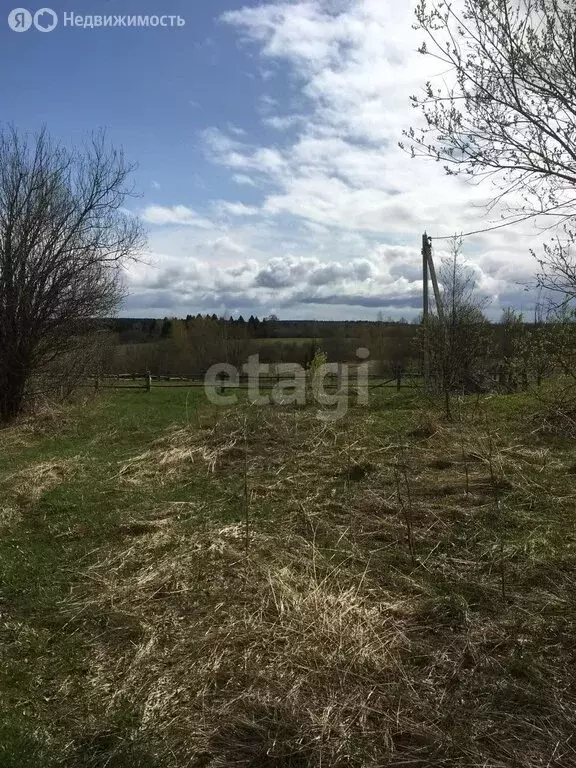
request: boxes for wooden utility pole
[422,233,445,391]
[422,233,430,389]
[427,242,445,324]
[422,233,445,320]
[422,234,430,320]
[422,232,447,396]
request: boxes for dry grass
[25,403,573,767]
[6,457,85,504]
[0,398,83,444]
[67,527,409,766]
[0,504,21,530]
[118,425,242,483]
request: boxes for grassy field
[0,386,575,766]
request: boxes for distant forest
[99,315,418,376]
[108,316,414,345]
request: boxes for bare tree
[497,307,527,391]
[403,0,576,298]
[0,126,144,423]
[37,329,117,403]
[423,239,490,417]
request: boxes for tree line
[109,316,412,345]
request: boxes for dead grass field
[0,388,575,767]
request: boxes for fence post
[146,371,152,392]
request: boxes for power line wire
[430,211,542,241]
[431,199,576,241]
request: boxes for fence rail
[91,371,423,391]
[25,372,424,398]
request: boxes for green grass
[0,386,575,766]
[0,389,212,766]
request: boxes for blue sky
[2,1,264,203]
[2,0,542,319]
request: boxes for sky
[1,0,551,320]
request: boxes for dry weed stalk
[486,432,507,603]
[394,465,416,566]
[243,414,250,557]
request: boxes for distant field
[0,386,574,766]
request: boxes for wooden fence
[89,371,424,392]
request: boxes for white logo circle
[33,7,57,32]
[8,8,32,32]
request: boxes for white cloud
[217,201,261,217]
[228,123,247,136]
[202,127,245,157]
[141,205,214,228]
[215,0,491,239]
[128,245,423,313]
[208,235,247,256]
[232,174,257,187]
[264,115,304,130]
